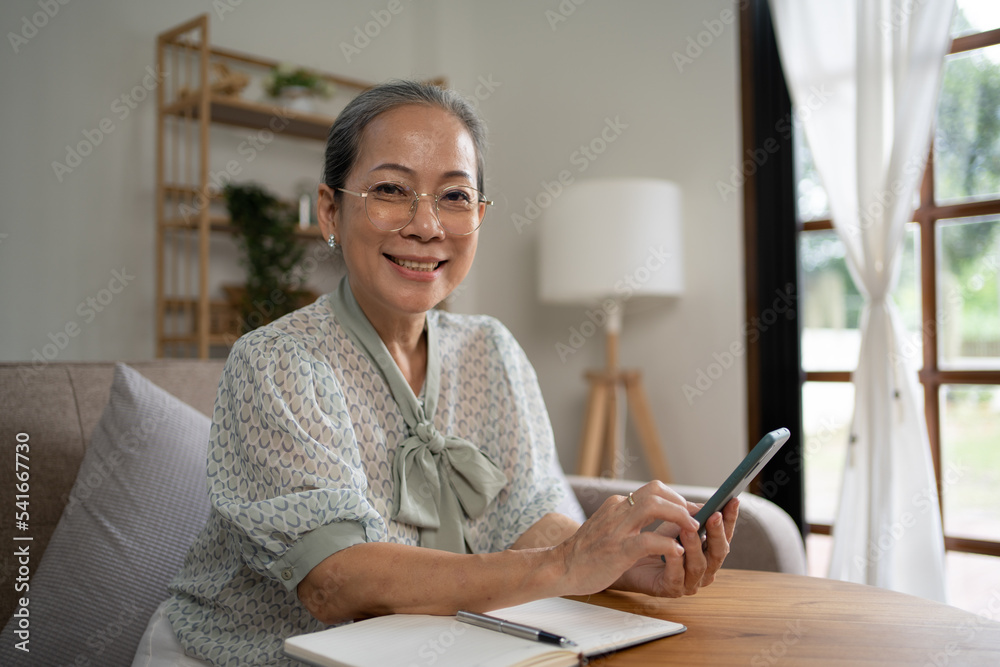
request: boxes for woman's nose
[406,194,446,238]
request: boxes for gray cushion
[0,364,212,666]
[550,452,587,524]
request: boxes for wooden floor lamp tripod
[575,313,673,482]
[538,177,684,482]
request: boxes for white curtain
[769,0,955,601]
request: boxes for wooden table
[571,569,1000,666]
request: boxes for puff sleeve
[207,328,385,590]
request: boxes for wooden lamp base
[575,330,673,481]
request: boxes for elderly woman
[133,80,738,666]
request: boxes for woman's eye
[442,189,472,203]
[372,183,409,197]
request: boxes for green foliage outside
[936,49,1000,204]
[799,229,920,332]
[934,39,1000,351]
[798,27,1000,354]
[941,385,1000,535]
[801,6,1000,586]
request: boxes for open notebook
[283,597,685,667]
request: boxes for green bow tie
[329,277,508,553]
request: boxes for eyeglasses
[338,181,493,236]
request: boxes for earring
[327,235,337,250]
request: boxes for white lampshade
[539,178,683,305]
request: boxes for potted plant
[263,62,335,112]
[224,183,313,335]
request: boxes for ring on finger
[627,492,635,506]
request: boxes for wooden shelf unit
[155,14,371,358]
[162,93,341,141]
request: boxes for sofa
[0,360,806,666]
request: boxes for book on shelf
[283,596,685,667]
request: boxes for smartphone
[691,427,791,537]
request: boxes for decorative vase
[275,86,315,113]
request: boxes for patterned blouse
[164,293,567,666]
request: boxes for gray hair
[322,80,488,194]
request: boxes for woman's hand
[554,481,732,597]
[298,483,738,623]
[611,496,738,597]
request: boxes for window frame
[741,7,1000,558]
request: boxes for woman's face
[320,104,480,325]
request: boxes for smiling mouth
[386,255,442,272]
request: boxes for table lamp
[539,178,683,480]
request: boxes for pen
[456,610,577,648]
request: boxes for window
[797,2,1000,611]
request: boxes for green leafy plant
[263,62,335,99]
[224,183,307,333]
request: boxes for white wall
[0,0,424,362]
[0,0,745,484]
